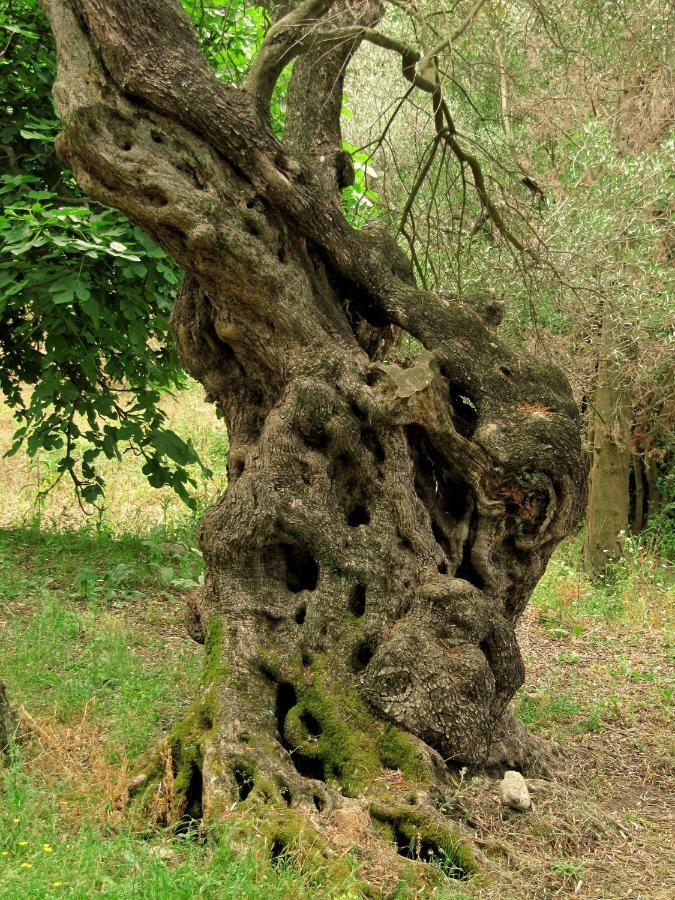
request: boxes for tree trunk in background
[644,457,663,520]
[631,454,645,534]
[0,683,15,766]
[583,306,630,575]
[41,0,585,866]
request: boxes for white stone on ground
[499,770,532,811]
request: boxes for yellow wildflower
[12,819,19,825]
[52,883,63,888]
[43,844,53,853]
[17,841,28,847]
[1,851,8,857]
[20,862,32,869]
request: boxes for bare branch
[337,22,526,250]
[420,0,489,68]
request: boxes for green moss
[168,686,218,802]
[273,657,438,797]
[203,617,229,685]
[288,671,380,796]
[377,726,429,783]
[254,807,357,884]
[370,802,476,880]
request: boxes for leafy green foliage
[342,139,382,228]
[182,0,268,84]
[0,0,286,509]
[0,0,210,508]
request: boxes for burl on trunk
[41,0,584,878]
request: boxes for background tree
[36,0,585,868]
[341,0,674,576]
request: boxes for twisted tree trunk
[41,0,584,877]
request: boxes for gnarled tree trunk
[41,0,584,877]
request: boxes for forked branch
[244,0,337,111]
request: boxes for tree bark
[644,456,662,520]
[40,0,584,873]
[583,305,630,576]
[0,683,15,766]
[631,453,645,534]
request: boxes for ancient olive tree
[41,0,584,870]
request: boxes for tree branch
[283,1,385,195]
[419,0,489,69]
[244,0,337,112]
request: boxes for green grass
[0,527,202,754]
[0,778,356,899]
[0,524,373,898]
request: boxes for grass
[0,525,371,898]
[1,385,674,898]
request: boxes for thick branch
[283,1,384,195]
[244,0,337,112]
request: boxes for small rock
[159,542,188,558]
[148,845,175,861]
[127,773,149,795]
[499,770,531,811]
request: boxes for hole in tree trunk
[275,682,326,781]
[346,504,370,527]
[371,809,470,878]
[145,188,169,208]
[233,766,254,802]
[362,426,386,463]
[398,532,413,551]
[175,763,203,834]
[302,427,330,451]
[282,544,319,593]
[406,426,472,533]
[455,539,484,589]
[437,560,448,575]
[300,711,322,737]
[351,636,377,672]
[291,752,325,781]
[447,382,479,438]
[348,583,367,617]
[294,603,307,624]
[270,837,288,864]
[391,825,466,877]
[275,682,297,743]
